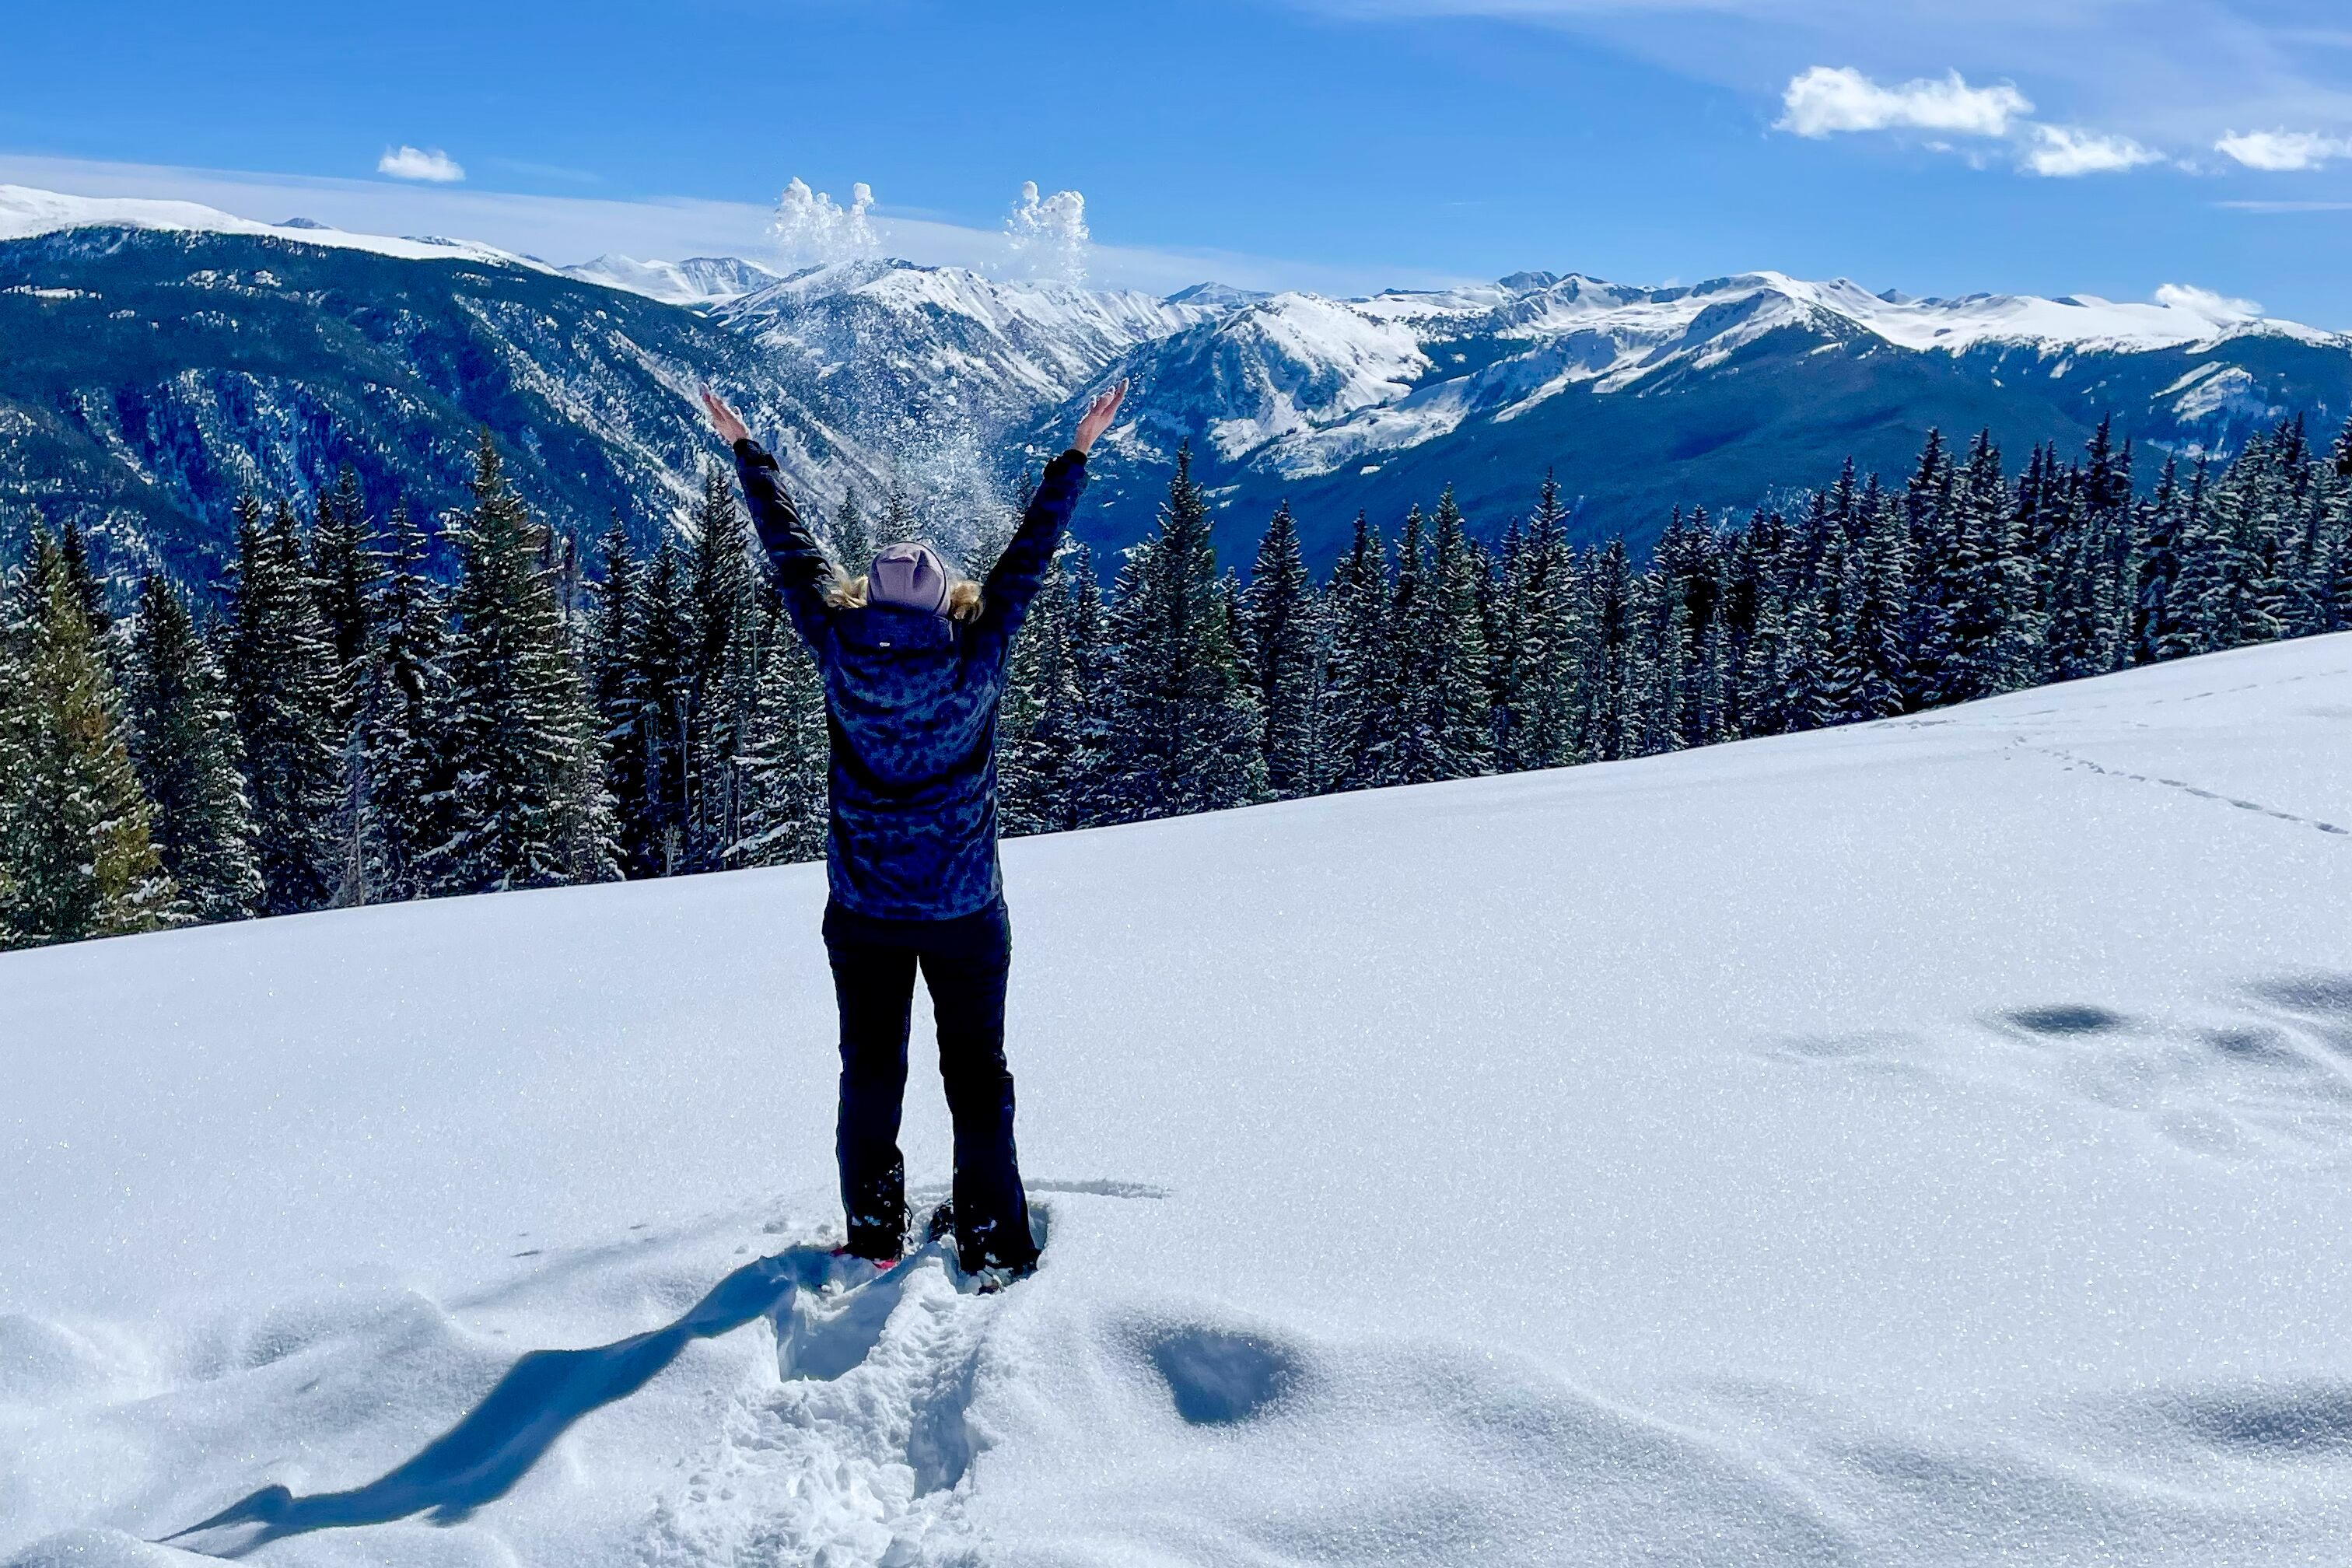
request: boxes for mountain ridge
[5,182,2350,584]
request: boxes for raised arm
[972,380,1125,663]
[703,389,830,646]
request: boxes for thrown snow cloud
[1004,180,1090,285]
[1777,67,2030,140]
[2154,282,2263,321]
[2025,125,2166,177]
[771,177,879,266]
[377,145,464,184]
[2215,129,2352,172]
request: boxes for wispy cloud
[2154,282,2262,318]
[1773,65,2172,178]
[2025,124,2166,177]
[2215,198,2352,213]
[2214,128,2352,170]
[1776,66,2029,139]
[376,145,464,184]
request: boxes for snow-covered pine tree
[620,539,697,874]
[687,461,765,870]
[433,432,618,893]
[122,572,261,923]
[1899,429,1959,709]
[1504,472,1580,768]
[1384,503,1448,783]
[2165,457,2224,660]
[352,500,452,901]
[1944,430,2039,701]
[1319,511,1393,792]
[1843,482,1911,721]
[0,526,173,947]
[1580,535,1637,758]
[1423,487,1495,779]
[589,513,646,839]
[1244,502,1321,799]
[730,627,828,866]
[999,542,1085,834]
[831,492,873,576]
[310,464,380,726]
[57,519,112,644]
[2127,456,2189,665]
[1097,443,1267,821]
[223,495,344,915]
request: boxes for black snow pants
[822,895,1038,1273]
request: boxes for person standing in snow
[702,379,1126,1282]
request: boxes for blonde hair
[824,570,984,623]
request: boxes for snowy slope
[0,185,541,270]
[6,635,2352,1565]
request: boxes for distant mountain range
[3,183,2348,590]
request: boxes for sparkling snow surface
[5,635,2352,1566]
[0,187,539,269]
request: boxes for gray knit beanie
[868,541,950,616]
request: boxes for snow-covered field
[6,635,2351,1566]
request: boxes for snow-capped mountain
[560,254,783,306]
[716,256,1222,438]
[8,180,2352,586]
[0,184,541,269]
[1024,269,2352,566]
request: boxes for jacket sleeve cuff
[733,436,774,467]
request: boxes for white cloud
[1003,181,1090,284]
[2024,124,2166,177]
[376,145,464,184]
[1776,66,2031,139]
[2214,129,2352,171]
[2154,282,2262,320]
[769,177,879,265]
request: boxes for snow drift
[4,634,2351,1565]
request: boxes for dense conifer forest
[3,411,2347,951]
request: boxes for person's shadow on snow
[163,1244,900,1556]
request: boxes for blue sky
[5,0,2352,320]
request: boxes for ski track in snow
[5,635,2352,1566]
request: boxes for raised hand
[1072,379,1128,457]
[701,387,751,447]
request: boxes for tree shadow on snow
[161,1244,880,1556]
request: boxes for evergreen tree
[2128,456,2189,665]
[1244,501,1321,798]
[1385,503,1447,782]
[58,519,111,643]
[225,495,344,914]
[1502,472,1579,768]
[354,501,452,901]
[1900,429,1960,709]
[1422,487,1495,779]
[831,491,873,575]
[1000,544,1087,834]
[310,464,379,723]
[1097,443,1268,821]
[621,540,697,874]
[0,526,173,947]
[731,629,829,865]
[1320,512,1393,791]
[122,572,262,923]
[686,461,764,870]
[435,432,618,892]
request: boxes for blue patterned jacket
[731,439,1088,919]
